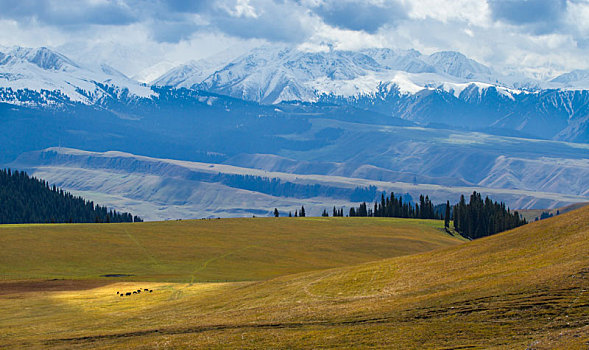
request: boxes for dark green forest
[0,169,141,224]
[453,191,526,239]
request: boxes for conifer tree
[444,200,450,229]
[452,191,526,239]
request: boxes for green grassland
[0,209,587,349]
[0,217,462,283]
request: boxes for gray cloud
[142,0,314,43]
[0,0,137,26]
[149,21,202,43]
[209,0,313,42]
[313,0,408,33]
[488,0,567,34]
[0,0,314,43]
[158,0,214,13]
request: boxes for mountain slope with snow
[0,44,588,143]
[551,69,589,89]
[154,45,516,104]
[0,46,154,105]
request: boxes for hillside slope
[0,217,461,282]
[0,206,587,348]
[141,203,585,348]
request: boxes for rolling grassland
[0,208,587,348]
[0,218,461,283]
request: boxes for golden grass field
[0,209,587,349]
[518,202,589,223]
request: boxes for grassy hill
[0,208,587,348]
[0,217,461,283]
[518,202,589,222]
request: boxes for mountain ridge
[0,45,154,105]
[1,44,589,143]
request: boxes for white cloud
[222,0,259,18]
[408,0,491,26]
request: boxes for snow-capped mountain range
[1,44,589,143]
[1,43,587,106]
[154,45,511,104]
[152,45,583,104]
[0,45,153,105]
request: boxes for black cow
[126,292,132,296]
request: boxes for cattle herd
[116,288,153,297]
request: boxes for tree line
[0,169,141,224]
[285,191,527,240]
[349,193,440,219]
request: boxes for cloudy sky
[0,0,588,80]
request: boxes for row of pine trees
[349,193,439,219]
[0,169,141,224]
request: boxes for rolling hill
[0,217,462,283]
[0,205,587,348]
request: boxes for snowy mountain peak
[99,64,129,79]
[551,69,589,85]
[361,48,434,74]
[0,45,155,105]
[0,46,79,72]
[156,44,507,104]
[425,51,493,79]
[196,45,396,103]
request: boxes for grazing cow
[116,291,119,294]
[133,291,137,294]
[120,294,124,297]
[144,288,149,291]
[126,292,132,296]
[149,290,153,293]
[137,290,141,293]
